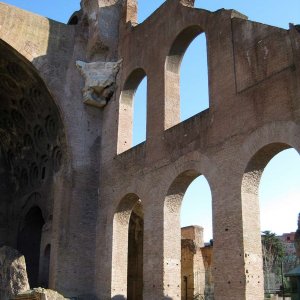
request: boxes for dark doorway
[18,207,45,287]
[127,207,143,300]
[40,244,51,288]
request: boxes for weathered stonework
[13,288,68,300]
[0,0,299,299]
[0,246,30,300]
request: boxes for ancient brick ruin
[0,0,299,299]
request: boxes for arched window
[118,69,147,153]
[165,27,208,129]
[132,77,147,147]
[180,34,208,122]
[111,194,144,299]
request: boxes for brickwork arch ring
[240,120,300,193]
[166,25,205,73]
[164,25,207,129]
[240,121,300,230]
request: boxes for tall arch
[111,193,144,299]
[164,169,213,299]
[242,143,292,242]
[241,142,300,296]
[118,68,147,153]
[165,26,208,129]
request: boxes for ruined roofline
[122,0,248,29]
[0,1,72,25]
[124,0,293,34]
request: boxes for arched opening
[132,77,147,147]
[164,170,213,299]
[40,244,51,288]
[127,201,144,300]
[180,34,208,122]
[17,206,45,287]
[242,143,300,297]
[118,69,147,153]
[165,26,208,129]
[181,176,213,300]
[112,194,144,299]
[260,148,300,295]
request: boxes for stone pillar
[143,193,165,300]
[212,167,264,300]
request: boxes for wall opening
[112,194,143,299]
[242,144,300,297]
[132,77,147,147]
[127,202,144,300]
[164,170,213,299]
[181,176,213,300]
[259,148,300,294]
[180,34,208,122]
[118,69,147,153]
[165,27,208,129]
[17,206,45,287]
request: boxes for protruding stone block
[76,59,122,108]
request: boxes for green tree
[261,231,285,293]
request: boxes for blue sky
[3,0,299,28]
[2,0,300,242]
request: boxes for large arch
[241,142,300,295]
[0,39,66,288]
[111,193,144,299]
[165,25,208,129]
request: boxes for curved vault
[0,39,65,198]
[0,39,66,287]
